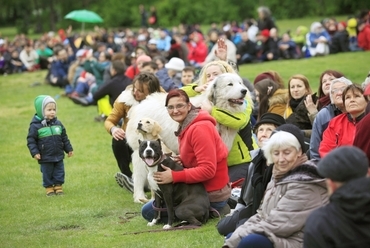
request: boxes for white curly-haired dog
[126,73,251,203]
[126,93,178,203]
[191,73,251,150]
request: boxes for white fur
[192,73,250,150]
[126,74,250,203]
[126,92,178,203]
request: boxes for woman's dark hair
[165,89,190,106]
[318,70,344,98]
[342,84,368,104]
[132,72,162,95]
[153,55,167,65]
[254,79,280,120]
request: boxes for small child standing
[27,95,73,196]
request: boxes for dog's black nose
[241,89,247,95]
[145,150,153,156]
[137,123,142,128]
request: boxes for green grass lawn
[0,50,369,248]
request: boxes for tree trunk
[33,0,43,34]
[49,0,56,31]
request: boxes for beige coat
[223,161,328,248]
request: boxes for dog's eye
[228,83,233,86]
[146,121,150,123]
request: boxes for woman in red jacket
[187,31,208,67]
[358,21,370,50]
[141,89,231,222]
[319,84,368,158]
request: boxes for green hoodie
[34,95,56,121]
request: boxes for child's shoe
[54,185,64,195]
[46,186,56,196]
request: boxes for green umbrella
[64,9,103,31]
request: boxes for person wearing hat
[224,123,328,248]
[147,38,161,58]
[155,57,184,91]
[307,22,331,56]
[217,113,286,236]
[27,95,73,196]
[304,146,370,248]
[257,29,280,61]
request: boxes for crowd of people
[17,5,370,248]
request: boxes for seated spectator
[49,48,75,92]
[278,32,298,59]
[187,31,208,68]
[155,57,183,91]
[304,146,370,248]
[310,75,350,161]
[140,61,158,74]
[69,71,96,106]
[243,19,259,43]
[147,39,161,58]
[257,29,279,61]
[236,31,257,64]
[217,113,286,236]
[152,55,166,70]
[347,18,362,51]
[125,54,151,80]
[291,25,309,55]
[156,29,171,52]
[319,84,368,158]
[323,17,338,38]
[307,22,331,56]
[223,124,328,247]
[167,38,184,61]
[357,20,370,51]
[9,50,24,73]
[207,30,219,53]
[254,78,288,119]
[330,21,350,54]
[19,42,39,72]
[181,66,196,86]
[36,43,53,69]
[205,34,237,64]
[284,74,317,132]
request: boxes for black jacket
[93,74,132,106]
[27,117,73,164]
[237,40,257,57]
[330,30,350,54]
[304,177,370,248]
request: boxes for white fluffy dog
[126,73,251,203]
[191,73,251,150]
[126,93,178,203]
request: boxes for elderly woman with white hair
[223,124,328,248]
[307,22,331,56]
[319,83,368,158]
[310,76,352,161]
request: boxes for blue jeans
[141,199,228,222]
[225,233,273,248]
[40,161,65,187]
[237,233,273,248]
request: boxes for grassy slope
[1,51,369,248]
[1,12,369,246]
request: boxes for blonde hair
[195,60,236,86]
[287,74,312,100]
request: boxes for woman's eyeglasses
[166,103,187,112]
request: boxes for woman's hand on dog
[154,165,173,184]
[111,127,126,140]
[171,155,183,166]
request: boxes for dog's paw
[163,224,172,230]
[147,219,157,226]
